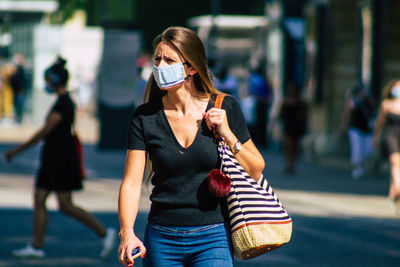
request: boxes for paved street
[0,125,399,266]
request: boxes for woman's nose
[153,57,169,67]
[157,60,169,67]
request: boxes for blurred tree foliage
[54,0,90,22]
[137,0,265,50]
[56,0,265,50]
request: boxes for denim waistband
[147,222,226,234]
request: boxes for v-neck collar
[161,96,214,151]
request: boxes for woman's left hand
[203,108,233,140]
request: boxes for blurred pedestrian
[0,62,15,123]
[373,79,400,215]
[0,67,3,118]
[218,66,240,100]
[339,83,375,179]
[117,26,265,267]
[278,83,307,174]
[9,53,27,124]
[134,53,152,108]
[207,58,224,90]
[4,57,116,258]
[246,65,273,148]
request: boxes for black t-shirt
[127,94,251,226]
[10,65,26,94]
[349,97,374,133]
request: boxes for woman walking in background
[373,79,400,215]
[4,57,116,258]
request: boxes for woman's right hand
[118,229,146,266]
[5,148,19,162]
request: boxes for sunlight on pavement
[277,189,396,219]
[0,174,151,212]
[1,173,395,219]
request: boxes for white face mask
[391,86,400,98]
[152,63,186,88]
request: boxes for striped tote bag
[217,140,292,260]
[209,94,292,259]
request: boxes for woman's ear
[188,67,197,76]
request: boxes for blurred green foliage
[56,0,90,22]
[56,0,265,50]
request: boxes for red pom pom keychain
[207,169,231,198]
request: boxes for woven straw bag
[213,95,292,260]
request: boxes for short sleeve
[52,98,67,114]
[127,108,147,150]
[222,95,251,144]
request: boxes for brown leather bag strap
[212,94,226,141]
[214,94,225,109]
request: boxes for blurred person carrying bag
[208,95,292,260]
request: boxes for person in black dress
[373,79,400,215]
[279,83,308,174]
[247,66,273,148]
[5,57,116,258]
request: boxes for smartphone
[125,248,143,263]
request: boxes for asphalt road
[0,142,399,267]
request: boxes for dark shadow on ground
[234,213,400,267]
[0,208,140,267]
[1,208,399,267]
[261,150,389,197]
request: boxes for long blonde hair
[143,26,221,184]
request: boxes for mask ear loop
[183,62,192,80]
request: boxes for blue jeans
[143,222,233,267]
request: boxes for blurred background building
[0,0,399,160]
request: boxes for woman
[373,79,400,215]
[118,27,265,266]
[5,57,116,258]
[339,83,375,179]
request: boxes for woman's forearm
[118,182,142,235]
[16,129,45,154]
[17,112,62,155]
[224,132,265,181]
[235,148,265,180]
[119,150,146,236]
